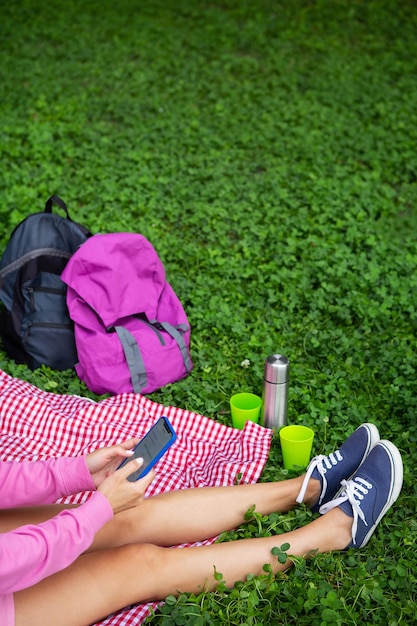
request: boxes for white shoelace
[319,477,372,545]
[296,449,343,506]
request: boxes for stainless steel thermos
[261,354,290,429]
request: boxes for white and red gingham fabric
[0,369,272,625]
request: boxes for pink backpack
[61,233,193,395]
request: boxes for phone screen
[118,417,176,481]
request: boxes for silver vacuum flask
[262,354,290,429]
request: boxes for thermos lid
[264,354,290,384]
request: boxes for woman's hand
[98,459,155,514]
[86,439,139,488]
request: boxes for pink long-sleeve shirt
[0,456,114,626]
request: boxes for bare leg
[0,475,320,549]
[14,506,352,626]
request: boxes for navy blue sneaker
[319,440,403,548]
[296,423,380,513]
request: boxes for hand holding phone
[86,437,141,488]
[117,417,177,482]
[98,458,155,514]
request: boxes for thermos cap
[264,354,290,384]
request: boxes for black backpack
[0,195,92,370]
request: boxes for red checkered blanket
[0,369,272,625]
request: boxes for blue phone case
[118,416,177,481]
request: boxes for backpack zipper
[107,319,166,345]
[27,285,66,310]
[24,321,73,338]
[138,319,166,345]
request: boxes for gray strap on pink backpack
[152,321,192,372]
[115,322,191,393]
[114,325,147,393]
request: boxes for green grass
[1,0,417,623]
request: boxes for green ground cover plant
[1,0,417,623]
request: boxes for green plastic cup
[230,392,262,429]
[279,425,314,470]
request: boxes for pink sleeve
[0,491,113,594]
[0,456,95,507]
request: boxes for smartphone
[117,417,177,482]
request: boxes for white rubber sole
[358,439,403,548]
